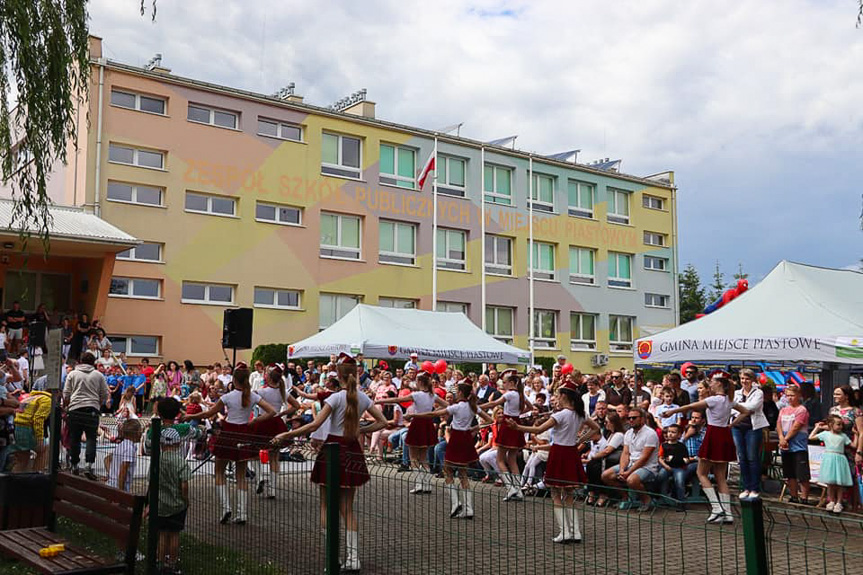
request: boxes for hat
[337,352,356,365]
[160,427,181,446]
[235,361,248,371]
[560,380,578,393]
[681,362,697,373]
[410,352,418,358]
[501,368,518,377]
[709,369,731,379]
[556,354,567,361]
[327,371,338,380]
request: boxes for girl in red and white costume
[409,382,493,519]
[507,380,600,543]
[273,354,387,572]
[184,363,276,525]
[252,365,301,499]
[481,372,533,501]
[377,372,447,494]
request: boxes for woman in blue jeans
[732,369,769,499]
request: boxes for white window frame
[529,173,555,213]
[256,117,303,142]
[485,306,514,344]
[321,132,362,179]
[436,228,467,271]
[644,293,670,309]
[609,315,635,352]
[110,89,166,115]
[484,235,513,276]
[255,201,302,226]
[484,163,513,206]
[319,293,362,330]
[570,312,597,350]
[184,191,237,217]
[108,143,165,170]
[109,335,160,357]
[378,297,417,309]
[320,212,362,260]
[187,103,239,130]
[567,180,595,219]
[643,231,666,247]
[532,309,557,349]
[181,282,236,306]
[531,241,556,281]
[116,243,163,263]
[643,255,669,272]
[109,277,162,300]
[642,194,665,210]
[438,301,468,315]
[254,287,302,310]
[568,246,596,285]
[438,155,467,197]
[106,181,164,207]
[379,143,417,189]
[607,188,630,225]
[608,252,633,288]
[378,220,417,266]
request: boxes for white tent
[288,304,531,365]
[634,261,863,365]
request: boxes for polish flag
[417,153,436,189]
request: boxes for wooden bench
[0,471,146,574]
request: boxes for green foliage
[454,362,483,375]
[709,260,725,301]
[251,343,288,366]
[533,355,557,374]
[679,263,707,324]
[730,262,748,287]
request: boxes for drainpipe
[93,58,106,217]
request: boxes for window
[532,309,557,348]
[254,287,301,310]
[108,144,164,169]
[643,194,665,210]
[378,297,417,309]
[379,144,416,189]
[570,313,597,350]
[607,188,630,224]
[531,241,556,280]
[529,173,554,212]
[322,133,361,179]
[484,235,513,276]
[438,301,468,315]
[110,336,159,357]
[106,181,163,207]
[4,271,70,311]
[567,180,595,218]
[436,228,466,271]
[109,277,161,299]
[257,118,302,142]
[110,89,166,115]
[485,306,514,344]
[438,156,466,197]
[608,252,633,288]
[319,293,361,329]
[116,242,162,262]
[320,213,361,259]
[379,220,416,265]
[181,282,235,305]
[568,246,596,285]
[187,104,238,129]
[644,255,669,272]
[609,315,635,351]
[256,202,302,226]
[644,231,666,247]
[184,192,237,217]
[483,164,512,205]
[645,293,670,308]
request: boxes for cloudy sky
[90,0,863,286]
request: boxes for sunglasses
[627,416,640,421]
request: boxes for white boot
[553,507,567,543]
[507,473,524,501]
[409,468,424,494]
[704,487,723,523]
[266,469,277,499]
[217,485,232,524]
[422,469,433,493]
[342,530,360,571]
[234,489,248,524]
[458,488,474,520]
[447,483,462,518]
[567,507,582,542]
[718,492,734,524]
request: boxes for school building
[1,36,680,372]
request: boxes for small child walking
[156,427,192,575]
[810,415,853,513]
[105,419,143,492]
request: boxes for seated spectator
[582,376,606,417]
[600,408,660,509]
[681,410,706,485]
[656,424,689,503]
[588,412,625,506]
[521,427,551,493]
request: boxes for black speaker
[221,308,253,350]
[28,321,47,350]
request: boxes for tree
[730,262,748,286]
[678,264,707,324]
[709,260,725,301]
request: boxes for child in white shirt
[106,419,143,491]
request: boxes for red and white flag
[417,153,436,189]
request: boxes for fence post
[741,498,769,575]
[325,442,341,575]
[146,417,162,575]
[46,403,62,531]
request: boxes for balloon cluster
[560,363,574,375]
[420,359,448,374]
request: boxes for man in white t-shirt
[16,352,28,388]
[403,353,419,372]
[392,368,403,390]
[600,407,660,508]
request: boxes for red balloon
[758,373,768,385]
[421,360,434,374]
[560,363,574,375]
[434,359,448,374]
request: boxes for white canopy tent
[288,304,531,365]
[634,261,863,365]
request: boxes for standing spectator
[810,416,854,513]
[655,387,682,429]
[182,360,201,395]
[140,358,155,397]
[603,371,632,407]
[665,373,692,408]
[105,419,143,491]
[777,385,811,504]
[68,313,91,363]
[89,328,112,352]
[680,363,700,402]
[217,364,233,388]
[403,352,419,372]
[828,385,863,507]
[249,361,265,392]
[4,301,26,354]
[582,376,605,417]
[475,374,501,403]
[800,382,822,431]
[155,427,192,575]
[732,369,769,500]
[63,351,111,479]
[60,317,73,360]
[16,350,29,389]
[95,348,117,371]
[600,407,660,510]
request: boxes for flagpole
[431,135,439,311]
[480,145,487,372]
[528,154,534,366]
